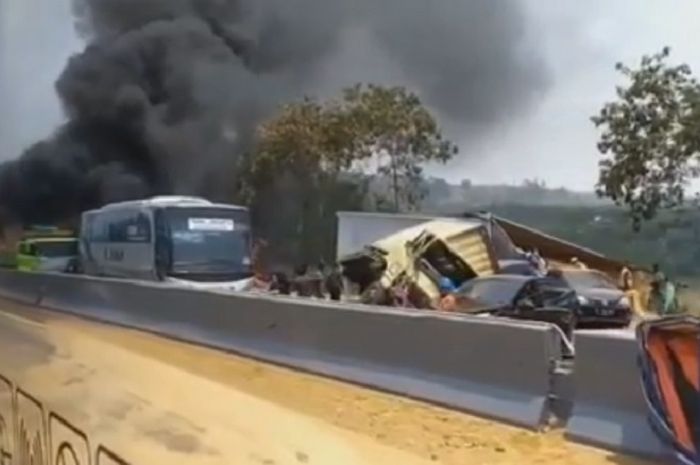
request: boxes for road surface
[0,298,655,465]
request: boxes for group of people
[257,250,682,316]
[267,262,344,301]
[619,262,680,317]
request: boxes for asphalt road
[0,299,656,465]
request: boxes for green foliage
[342,84,458,211]
[248,84,457,210]
[593,47,700,228]
[241,83,456,265]
[486,204,700,278]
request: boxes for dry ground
[0,299,657,465]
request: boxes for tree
[242,98,363,263]
[342,84,458,211]
[593,47,700,228]
[242,84,457,264]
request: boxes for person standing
[662,279,679,315]
[324,263,344,301]
[570,257,588,270]
[269,271,291,295]
[652,263,666,283]
[308,262,326,298]
[649,263,667,314]
[618,262,643,316]
[292,263,311,297]
[532,248,547,275]
[619,262,634,290]
[649,263,680,315]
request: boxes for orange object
[644,325,698,455]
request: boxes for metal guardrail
[0,270,563,429]
[566,330,668,459]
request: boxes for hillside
[421,178,609,209]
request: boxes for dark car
[454,271,632,329]
[453,275,578,338]
[556,269,633,328]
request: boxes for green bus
[16,236,79,272]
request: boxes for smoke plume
[0,0,549,224]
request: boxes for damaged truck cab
[340,220,499,308]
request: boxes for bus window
[107,212,152,243]
[89,214,108,242]
[34,241,78,258]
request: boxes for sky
[0,0,81,159]
[441,0,700,191]
[1,0,699,192]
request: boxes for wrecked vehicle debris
[340,219,498,308]
[336,211,648,328]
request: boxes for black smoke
[0,0,549,225]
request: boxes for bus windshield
[163,207,252,280]
[33,240,78,258]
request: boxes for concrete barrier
[0,270,45,306]
[566,330,668,459]
[0,270,563,429]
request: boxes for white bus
[79,196,254,290]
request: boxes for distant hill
[421,177,609,210]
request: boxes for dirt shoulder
[0,300,657,465]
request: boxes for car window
[525,279,573,306]
[463,279,523,306]
[563,270,616,290]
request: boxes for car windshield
[457,278,525,306]
[164,208,252,278]
[563,270,617,290]
[33,240,78,258]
